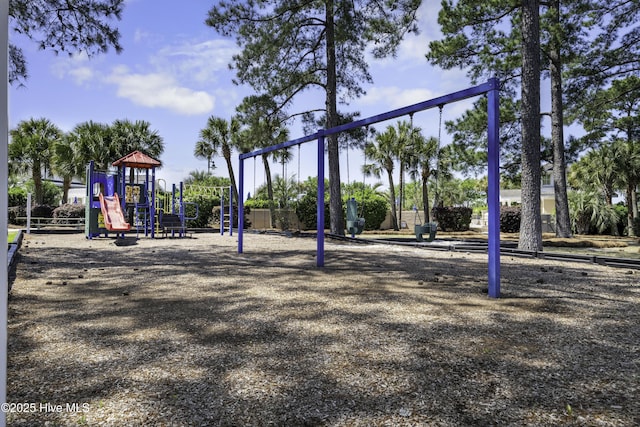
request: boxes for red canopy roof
[112,151,161,169]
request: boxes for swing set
[344,127,368,237]
[237,78,501,298]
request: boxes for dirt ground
[6,232,640,426]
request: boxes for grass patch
[8,230,18,244]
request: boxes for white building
[498,164,556,232]
[499,163,556,213]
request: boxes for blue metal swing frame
[237,78,501,298]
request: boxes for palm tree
[272,174,298,209]
[568,142,622,205]
[52,133,78,204]
[260,128,290,228]
[9,118,62,204]
[568,190,620,235]
[198,116,242,203]
[194,139,216,174]
[185,170,215,184]
[110,119,164,190]
[66,121,112,171]
[618,140,640,235]
[235,95,291,228]
[394,120,414,227]
[407,133,438,222]
[364,126,400,231]
[272,146,293,207]
[110,119,164,161]
[604,78,640,236]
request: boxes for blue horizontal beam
[239,78,498,161]
[326,79,498,136]
[239,132,320,160]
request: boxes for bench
[159,214,190,237]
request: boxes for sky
[9,0,497,197]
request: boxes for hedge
[432,207,472,232]
[500,206,521,233]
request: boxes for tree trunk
[549,0,572,238]
[262,154,277,228]
[605,190,613,206]
[387,168,399,231]
[632,185,638,236]
[223,145,239,204]
[32,160,43,204]
[422,166,431,223]
[325,0,344,235]
[627,184,636,236]
[518,0,543,251]
[62,176,71,204]
[398,160,404,227]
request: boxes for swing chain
[434,104,444,210]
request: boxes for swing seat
[346,198,365,235]
[415,223,437,242]
[347,218,365,235]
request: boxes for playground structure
[85,151,235,239]
[182,184,234,236]
[238,78,501,298]
[98,193,131,234]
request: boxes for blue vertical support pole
[180,181,184,237]
[229,185,234,236]
[238,159,245,253]
[487,77,501,298]
[171,183,176,238]
[171,184,176,214]
[317,132,325,267]
[220,190,225,236]
[119,165,126,239]
[151,167,156,238]
[143,169,148,236]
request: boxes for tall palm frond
[9,118,62,204]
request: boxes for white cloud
[134,29,154,44]
[152,39,239,84]
[50,52,95,85]
[48,36,236,115]
[367,1,442,69]
[357,86,437,109]
[106,65,215,115]
[68,67,94,85]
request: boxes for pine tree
[9,0,124,85]
[427,0,596,246]
[206,0,420,235]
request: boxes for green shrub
[211,204,251,229]
[244,198,272,209]
[8,187,27,207]
[614,204,627,236]
[633,217,640,237]
[24,181,61,206]
[8,206,26,225]
[296,193,330,230]
[568,191,620,235]
[31,204,54,218]
[9,204,55,225]
[347,196,388,231]
[53,204,85,219]
[500,206,521,233]
[433,206,473,232]
[183,196,216,228]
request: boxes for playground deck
[6,233,639,426]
